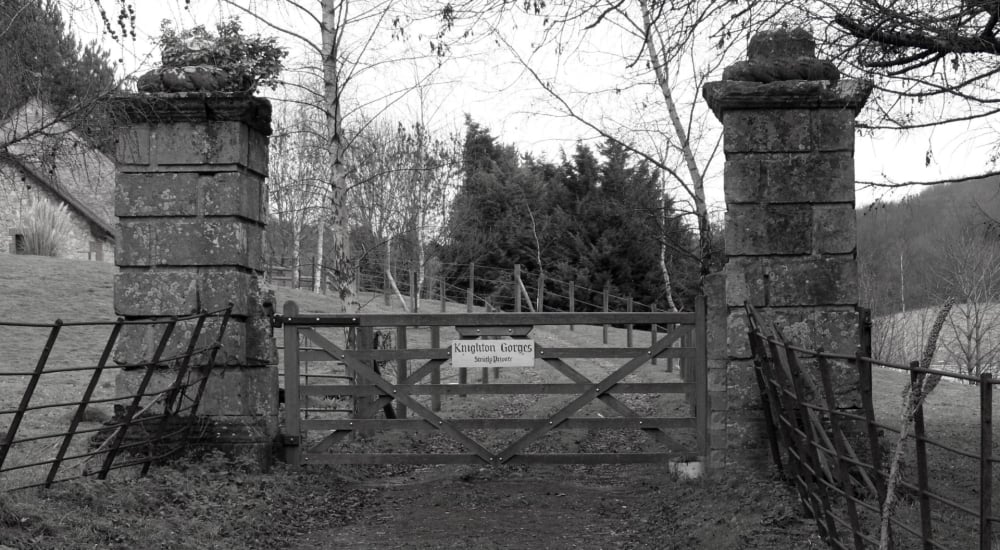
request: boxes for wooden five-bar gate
[276,298,708,468]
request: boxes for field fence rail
[0,306,232,491]
[266,259,667,318]
[747,303,997,550]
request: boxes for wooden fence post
[981,373,993,550]
[430,278,445,412]
[569,280,575,331]
[396,326,408,419]
[650,303,657,366]
[460,263,473,390]
[603,284,610,345]
[626,297,633,348]
[536,271,545,312]
[383,267,391,305]
[357,326,374,426]
[514,264,522,313]
[467,262,475,313]
[409,270,418,313]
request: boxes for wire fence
[747,303,997,550]
[0,306,232,492]
[266,259,669,321]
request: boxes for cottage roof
[0,99,116,241]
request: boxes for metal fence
[0,306,232,491]
[746,303,997,550]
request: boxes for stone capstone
[748,28,816,61]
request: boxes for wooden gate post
[430,299,442,412]
[282,301,302,465]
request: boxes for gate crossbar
[495,325,692,462]
[281,299,708,467]
[300,328,495,463]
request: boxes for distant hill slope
[857,176,1000,316]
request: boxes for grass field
[867,364,999,547]
[1,254,992,548]
[0,254,689,484]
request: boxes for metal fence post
[912,366,933,549]
[0,322,61,471]
[981,373,993,550]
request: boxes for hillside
[857,176,1000,316]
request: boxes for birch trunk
[659,193,679,312]
[322,1,357,311]
[291,223,301,288]
[314,218,324,293]
[638,0,711,277]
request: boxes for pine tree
[0,0,117,147]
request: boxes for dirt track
[287,463,822,549]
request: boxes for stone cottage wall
[0,162,114,262]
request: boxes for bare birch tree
[347,114,457,310]
[268,94,330,287]
[210,0,453,310]
[933,230,1000,377]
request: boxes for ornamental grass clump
[19,198,73,257]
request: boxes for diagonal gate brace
[300,328,495,464]
[541,352,691,454]
[496,326,692,463]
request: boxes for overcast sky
[64,0,996,209]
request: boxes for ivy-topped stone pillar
[111,92,277,466]
[703,29,872,466]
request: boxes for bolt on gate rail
[276,298,708,468]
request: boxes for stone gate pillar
[111,93,277,466]
[703,29,872,465]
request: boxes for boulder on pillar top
[703,28,872,119]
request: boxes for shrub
[19,197,73,257]
[156,19,286,92]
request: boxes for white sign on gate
[450,340,536,368]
